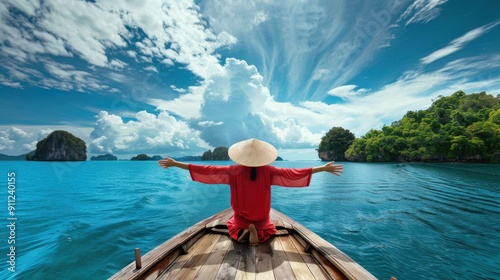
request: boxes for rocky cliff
[30,130,87,161]
[318,151,333,161]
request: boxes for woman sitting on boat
[158,138,343,246]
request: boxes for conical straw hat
[228,138,278,167]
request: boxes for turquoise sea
[0,160,499,279]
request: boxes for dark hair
[250,167,257,181]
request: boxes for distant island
[91,154,118,161]
[130,154,163,161]
[0,151,35,161]
[318,91,500,163]
[27,130,86,161]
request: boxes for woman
[158,138,343,246]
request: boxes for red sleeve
[188,164,230,185]
[270,166,312,187]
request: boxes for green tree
[489,108,500,124]
[317,127,355,161]
[345,138,366,161]
[450,136,479,160]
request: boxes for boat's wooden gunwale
[273,210,376,280]
[109,208,376,280]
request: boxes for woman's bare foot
[237,229,249,243]
[249,224,258,246]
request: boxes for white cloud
[176,58,328,148]
[0,76,21,88]
[89,111,210,154]
[0,127,33,151]
[23,141,38,151]
[10,127,32,139]
[420,21,500,65]
[0,0,236,93]
[399,0,448,25]
[148,84,206,119]
[143,66,158,73]
[4,0,40,16]
[198,121,224,127]
[110,59,128,69]
[328,85,368,100]
[0,131,15,151]
[147,58,330,149]
[40,0,128,67]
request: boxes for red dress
[188,164,312,243]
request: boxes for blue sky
[1,0,499,160]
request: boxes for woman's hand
[158,158,176,169]
[312,161,343,176]
[323,161,343,176]
[158,158,189,170]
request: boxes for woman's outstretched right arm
[158,158,189,170]
[311,161,343,176]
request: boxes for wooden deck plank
[215,238,239,280]
[270,236,297,279]
[280,235,317,280]
[287,234,333,280]
[254,242,274,280]
[234,244,256,280]
[219,211,234,225]
[194,235,232,279]
[172,233,221,280]
[142,249,183,280]
[157,233,220,280]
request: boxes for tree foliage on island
[317,127,355,161]
[344,91,500,162]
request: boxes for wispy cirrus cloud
[328,85,368,100]
[420,20,500,65]
[399,0,448,25]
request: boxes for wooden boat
[109,208,377,280]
